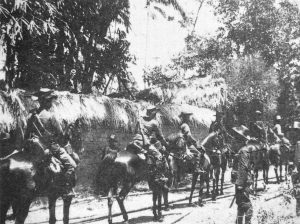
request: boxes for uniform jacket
[136,117,167,146]
[52,147,77,174]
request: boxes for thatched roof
[136,76,227,110]
[156,104,215,129]
[0,90,215,135]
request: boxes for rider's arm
[153,122,168,147]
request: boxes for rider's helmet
[275,115,282,121]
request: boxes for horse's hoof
[163,206,170,211]
[123,221,129,224]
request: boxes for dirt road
[6,169,300,224]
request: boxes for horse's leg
[206,172,210,195]
[206,171,210,196]
[279,160,283,182]
[274,165,280,184]
[152,191,158,220]
[189,173,198,205]
[220,158,227,195]
[220,168,225,195]
[212,169,216,201]
[254,169,258,191]
[157,191,162,220]
[48,194,58,224]
[0,197,10,224]
[162,186,169,210]
[116,181,133,223]
[265,165,269,185]
[15,197,32,224]
[107,188,114,224]
[62,196,73,224]
[215,168,220,196]
[198,173,205,206]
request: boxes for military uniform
[130,115,168,160]
[291,170,300,216]
[235,145,254,224]
[231,125,253,224]
[50,144,77,197]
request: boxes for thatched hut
[136,76,227,110]
[0,90,215,191]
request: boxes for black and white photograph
[1,0,300,223]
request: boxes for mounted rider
[179,111,197,150]
[231,125,254,224]
[128,105,168,162]
[273,115,291,150]
[127,106,169,188]
[24,89,77,197]
[178,111,205,171]
[101,134,121,160]
[248,110,278,149]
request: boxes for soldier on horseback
[129,106,168,160]
[101,134,121,160]
[178,111,205,171]
[24,89,77,197]
[128,106,169,187]
[249,110,268,144]
[232,125,254,224]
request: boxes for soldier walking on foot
[232,125,254,224]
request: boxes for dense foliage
[0,0,184,94]
[145,0,300,125]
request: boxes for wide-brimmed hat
[232,125,251,140]
[255,110,262,115]
[179,111,193,118]
[275,115,282,120]
[33,88,58,101]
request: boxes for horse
[188,152,211,206]
[268,137,292,183]
[0,126,84,224]
[95,142,171,224]
[200,131,229,199]
[166,133,211,205]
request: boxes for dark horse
[0,126,83,224]
[95,144,170,224]
[269,138,292,183]
[200,131,229,199]
[166,133,211,205]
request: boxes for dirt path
[6,168,300,224]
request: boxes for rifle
[229,195,236,208]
